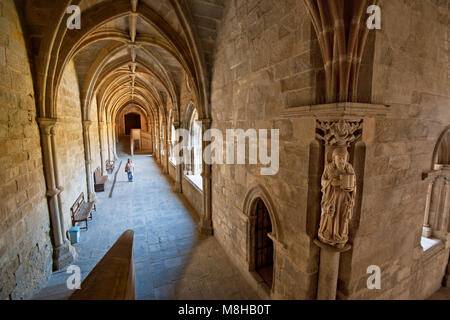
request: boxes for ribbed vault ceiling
[18,0,227,124]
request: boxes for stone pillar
[200,119,213,236]
[423,181,435,238]
[429,176,445,232]
[172,123,182,193]
[130,134,134,156]
[444,261,450,287]
[112,123,118,160]
[438,178,450,233]
[49,123,66,241]
[82,121,96,202]
[38,118,74,270]
[98,121,106,175]
[314,240,351,300]
[165,136,170,174]
[155,123,160,163]
[106,121,112,161]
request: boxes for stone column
[155,123,160,163]
[173,123,182,193]
[38,118,74,270]
[429,176,445,232]
[314,240,351,300]
[82,121,96,202]
[112,123,118,160]
[200,119,213,236]
[106,121,112,161]
[423,181,435,238]
[49,123,66,241]
[165,134,170,174]
[437,178,450,233]
[98,121,106,175]
[160,130,165,167]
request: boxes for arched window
[185,109,203,190]
[436,131,450,166]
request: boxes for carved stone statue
[318,147,356,249]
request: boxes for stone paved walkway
[34,138,258,300]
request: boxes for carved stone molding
[280,102,390,120]
[316,119,363,147]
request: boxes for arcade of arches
[0,0,449,300]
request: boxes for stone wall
[210,0,449,300]
[0,0,52,300]
[168,162,176,182]
[340,0,450,300]
[210,0,323,299]
[55,60,88,235]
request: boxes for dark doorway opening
[254,199,274,288]
[125,113,141,135]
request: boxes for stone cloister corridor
[1,0,449,302]
[34,139,257,300]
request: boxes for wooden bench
[71,193,96,230]
[105,160,115,174]
[94,167,108,192]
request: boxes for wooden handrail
[69,230,135,300]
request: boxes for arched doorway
[254,199,274,288]
[125,113,141,135]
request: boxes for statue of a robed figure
[318,147,356,249]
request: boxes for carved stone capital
[82,120,93,129]
[199,118,212,130]
[316,119,363,147]
[46,188,61,198]
[38,118,58,136]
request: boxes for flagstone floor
[34,138,258,300]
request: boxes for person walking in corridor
[125,159,135,182]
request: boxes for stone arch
[243,185,283,293]
[432,125,450,168]
[243,185,282,242]
[183,101,196,130]
[37,1,209,120]
[117,104,150,136]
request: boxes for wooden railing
[69,230,135,300]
